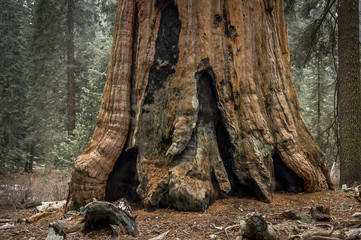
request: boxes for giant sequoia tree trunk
[67,0,332,212]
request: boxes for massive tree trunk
[67,0,332,212]
[337,0,361,186]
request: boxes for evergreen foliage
[25,0,67,173]
[285,0,338,168]
[1,0,114,174]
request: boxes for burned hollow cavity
[195,71,241,197]
[143,2,181,106]
[105,3,140,203]
[273,151,304,193]
[105,148,139,202]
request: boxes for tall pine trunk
[67,0,332,211]
[67,0,75,135]
[338,0,361,186]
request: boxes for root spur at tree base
[66,0,332,212]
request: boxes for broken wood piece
[110,224,127,237]
[81,201,138,236]
[210,224,224,230]
[50,213,85,234]
[45,227,65,240]
[37,200,66,212]
[0,219,12,223]
[26,211,53,223]
[354,185,361,202]
[288,230,345,240]
[148,230,170,240]
[224,224,240,238]
[352,212,361,218]
[0,222,15,230]
[307,237,343,240]
[346,228,361,239]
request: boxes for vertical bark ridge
[67,0,136,210]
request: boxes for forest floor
[0,190,360,240]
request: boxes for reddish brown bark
[67,0,332,211]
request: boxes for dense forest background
[0,0,359,184]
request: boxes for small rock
[352,212,361,218]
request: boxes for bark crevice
[273,151,304,193]
[105,148,139,202]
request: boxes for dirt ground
[0,190,360,240]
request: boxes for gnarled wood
[67,0,332,212]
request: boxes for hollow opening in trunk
[105,148,139,202]
[273,151,304,193]
[196,70,241,197]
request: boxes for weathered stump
[47,201,138,239]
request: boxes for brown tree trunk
[338,0,361,186]
[67,0,332,212]
[67,0,75,135]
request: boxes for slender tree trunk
[67,0,332,212]
[67,0,75,135]
[338,0,361,186]
[44,89,51,174]
[316,56,321,143]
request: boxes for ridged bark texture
[67,0,331,212]
[338,0,361,186]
